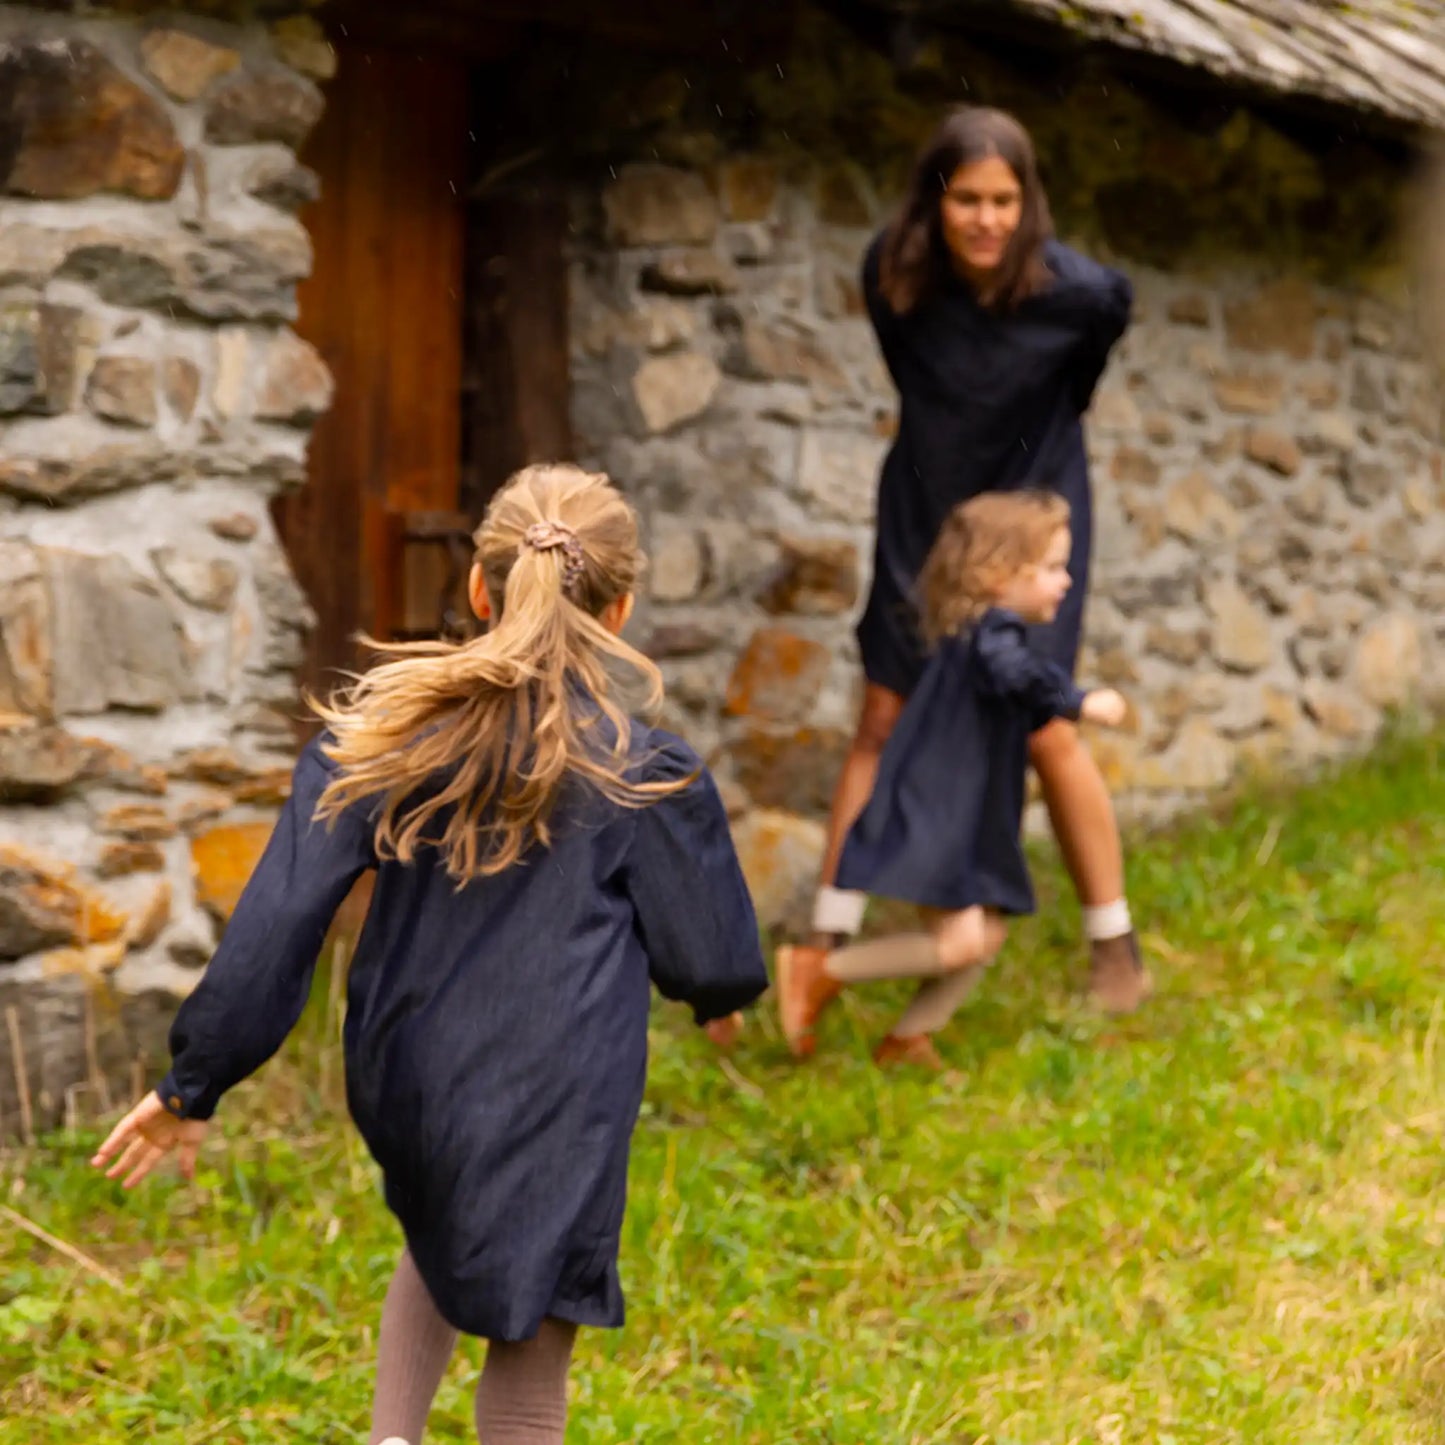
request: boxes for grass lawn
[3,732,1445,1444]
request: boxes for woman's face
[940,155,1023,277]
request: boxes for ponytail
[310,465,681,883]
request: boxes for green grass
[4,733,1445,1443]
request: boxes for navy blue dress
[156,727,768,1342]
[857,235,1133,698]
[836,609,1087,915]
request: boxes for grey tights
[368,1250,577,1445]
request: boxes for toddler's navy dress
[156,726,767,1342]
[837,608,1087,915]
[857,235,1133,698]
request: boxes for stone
[1110,448,1160,488]
[1351,362,1386,414]
[163,357,201,421]
[97,842,165,879]
[0,722,105,801]
[730,318,847,396]
[1133,719,1235,793]
[1089,387,1141,435]
[100,803,176,842]
[1145,624,1205,665]
[178,226,312,324]
[1207,578,1273,673]
[33,304,97,416]
[0,544,53,719]
[85,357,158,428]
[1093,648,1139,686]
[720,157,779,222]
[255,331,334,426]
[0,844,123,960]
[0,39,185,201]
[139,28,240,101]
[177,788,234,829]
[639,250,739,297]
[1284,479,1330,525]
[191,821,274,922]
[578,299,695,356]
[648,522,707,603]
[1302,684,1373,740]
[213,328,250,419]
[1298,374,1341,409]
[209,513,259,543]
[724,628,831,725]
[205,62,325,149]
[150,548,240,613]
[729,726,851,815]
[1167,293,1212,326]
[270,15,337,81]
[641,622,719,659]
[723,223,773,266]
[249,158,322,214]
[794,428,884,527]
[1212,372,1284,416]
[1262,685,1303,732]
[1343,459,1391,508]
[1144,413,1176,446]
[1245,430,1303,477]
[45,549,192,716]
[730,808,826,932]
[758,535,860,617]
[1163,472,1241,544]
[127,879,172,950]
[1354,614,1422,708]
[632,353,720,433]
[0,304,40,415]
[603,166,718,247]
[56,236,177,310]
[1301,413,1358,453]
[1223,279,1318,359]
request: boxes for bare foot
[1088,932,1154,1015]
[873,1032,946,1071]
[776,944,842,1058]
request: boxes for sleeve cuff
[155,1072,219,1122]
[1064,686,1088,721]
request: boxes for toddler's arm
[974,620,1089,727]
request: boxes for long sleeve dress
[155,727,768,1342]
[836,608,1088,915]
[857,235,1133,698]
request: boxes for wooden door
[276,45,469,702]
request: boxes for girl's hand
[91,1093,209,1190]
[703,1012,745,1050]
[1081,688,1128,728]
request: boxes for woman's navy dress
[837,609,1087,915]
[857,235,1133,698]
[156,728,768,1342]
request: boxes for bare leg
[474,1318,577,1445]
[369,1250,459,1445]
[1029,719,1151,1012]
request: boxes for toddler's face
[997,526,1072,624]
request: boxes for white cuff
[812,886,867,936]
[1082,899,1133,941]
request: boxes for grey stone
[0,723,104,802]
[45,550,193,716]
[248,157,322,214]
[151,548,241,612]
[0,305,40,415]
[86,356,158,428]
[205,62,325,149]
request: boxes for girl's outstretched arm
[143,738,374,1128]
[625,736,770,1026]
[974,620,1089,730]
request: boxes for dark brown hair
[879,107,1053,315]
[918,489,1071,644]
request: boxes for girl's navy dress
[858,235,1132,697]
[156,728,768,1342]
[837,608,1086,915]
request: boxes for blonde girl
[778,489,1133,1069]
[92,465,769,1445]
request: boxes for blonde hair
[917,489,1071,644]
[311,464,682,883]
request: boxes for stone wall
[0,4,333,1134]
[569,96,1445,928]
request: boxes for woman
[783,107,1149,1053]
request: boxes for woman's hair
[311,463,683,883]
[917,489,1071,644]
[878,106,1053,315]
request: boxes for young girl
[777,490,1132,1069]
[90,464,769,1445]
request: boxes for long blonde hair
[311,464,681,883]
[917,489,1071,645]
